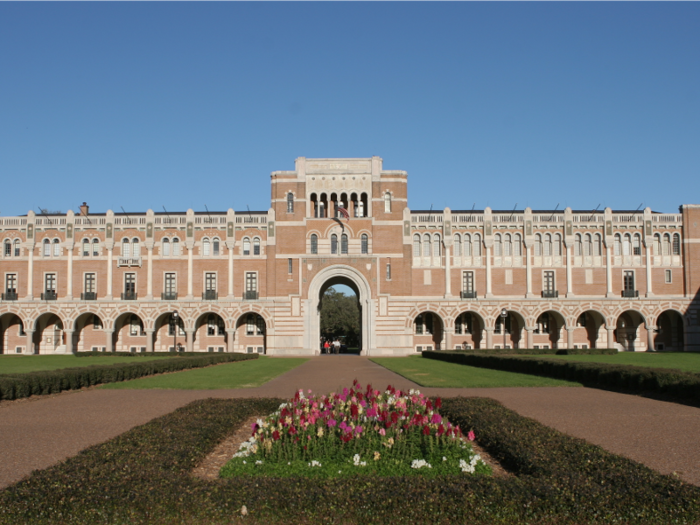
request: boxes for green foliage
[547,351,700,372]
[0,354,173,375]
[445,347,616,355]
[0,353,257,400]
[1,396,698,524]
[320,287,360,345]
[423,351,700,407]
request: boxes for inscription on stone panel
[307,161,371,174]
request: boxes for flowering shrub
[220,380,490,478]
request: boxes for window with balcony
[44,273,56,300]
[122,238,130,257]
[163,273,177,300]
[4,273,17,301]
[203,272,217,300]
[542,270,557,298]
[82,273,96,300]
[461,271,475,298]
[622,270,637,297]
[245,272,258,300]
[132,238,140,257]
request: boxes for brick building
[1,157,698,355]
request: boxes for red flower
[272,430,280,441]
[422,425,431,436]
[289,425,297,435]
[437,424,445,436]
[435,397,442,409]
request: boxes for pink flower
[327,418,337,428]
[467,430,475,442]
[430,413,442,425]
[354,425,363,435]
[379,428,386,436]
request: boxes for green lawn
[100,356,309,389]
[371,356,581,388]
[538,352,700,373]
[0,354,172,375]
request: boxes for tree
[320,288,360,347]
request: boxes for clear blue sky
[1,2,698,217]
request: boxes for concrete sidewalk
[1,356,699,489]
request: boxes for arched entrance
[320,284,361,354]
[306,265,373,355]
[655,310,685,352]
[33,313,65,354]
[0,313,27,354]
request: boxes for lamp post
[500,308,508,349]
[172,310,178,353]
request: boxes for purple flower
[430,413,442,425]
[327,418,337,428]
[354,425,363,435]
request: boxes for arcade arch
[73,312,105,352]
[654,310,685,352]
[452,311,485,350]
[33,313,65,354]
[0,313,27,354]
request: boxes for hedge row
[0,353,257,401]
[445,347,616,355]
[74,351,227,358]
[1,396,698,524]
[424,350,700,406]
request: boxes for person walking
[333,339,340,354]
[323,340,330,354]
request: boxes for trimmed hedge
[446,347,616,355]
[424,351,700,406]
[0,353,257,401]
[0,396,698,524]
[74,350,228,357]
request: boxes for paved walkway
[1,356,699,489]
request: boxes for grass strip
[371,356,581,387]
[1,396,698,524]
[0,353,257,400]
[424,351,700,407]
[99,356,309,389]
[0,354,174,375]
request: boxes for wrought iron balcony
[460,291,477,299]
[622,289,639,298]
[81,292,97,301]
[541,290,559,298]
[161,292,178,301]
[2,292,18,301]
[41,291,57,301]
[203,290,218,300]
[121,291,138,301]
[244,290,259,300]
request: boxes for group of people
[321,338,342,354]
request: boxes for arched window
[583,233,592,256]
[513,233,522,256]
[543,234,552,256]
[331,234,338,255]
[632,233,641,256]
[92,238,99,256]
[253,237,261,255]
[553,233,562,257]
[341,234,348,255]
[574,234,582,256]
[433,234,441,258]
[534,234,542,256]
[287,192,294,213]
[384,192,391,213]
[493,233,502,256]
[310,234,318,254]
[593,233,602,256]
[132,238,140,257]
[3,240,10,257]
[653,233,661,255]
[672,233,681,256]
[162,238,170,256]
[213,238,220,256]
[622,233,631,256]
[503,234,512,256]
[122,238,130,258]
[614,234,622,256]
[423,234,431,257]
[361,234,368,254]
[82,238,90,256]
[663,233,671,255]
[13,239,20,257]
[172,237,180,256]
[243,237,251,256]
[53,238,60,256]
[43,238,51,257]
[454,234,461,257]
[413,234,421,257]
[203,238,210,256]
[464,234,472,256]
[473,233,481,256]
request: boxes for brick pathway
[1,356,699,489]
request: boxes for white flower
[411,459,432,469]
[308,460,322,468]
[442,456,447,462]
[255,460,263,465]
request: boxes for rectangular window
[665,269,672,284]
[543,271,555,293]
[124,273,136,294]
[288,258,293,274]
[246,315,255,335]
[205,272,216,291]
[84,273,95,293]
[45,273,56,293]
[462,271,474,293]
[165,273,176,295]
[623,270,635,291]
[386,263,391,280]
[246,272,257,292]
[6,273,17,294]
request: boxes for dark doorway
[319,281,361,354]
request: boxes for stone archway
[306,265,374,355]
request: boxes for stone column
[226,328,236,353]
[566,245,574,297]
[146,246,154,300]
[146,329,154,353]
[26,247,34,300]
[105,329,114,353]
[525,245,534,298]
[445,329,453,351]
[645,241,653,297]
[566,327,575,350]
[25,329,35,354]
[485,246,493,298]
[605,245,614,298]
[444,245,452,298]
[606,327,615,350]
[186,329,194,353]
[65,329,74,354]
[647,325,655,351]
[66,246,74,300]
[485,328,493,349]
[107,248,114,299]
[526,328,534,349]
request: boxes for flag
[337,207,350,222]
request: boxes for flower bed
[221,380,490,478]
